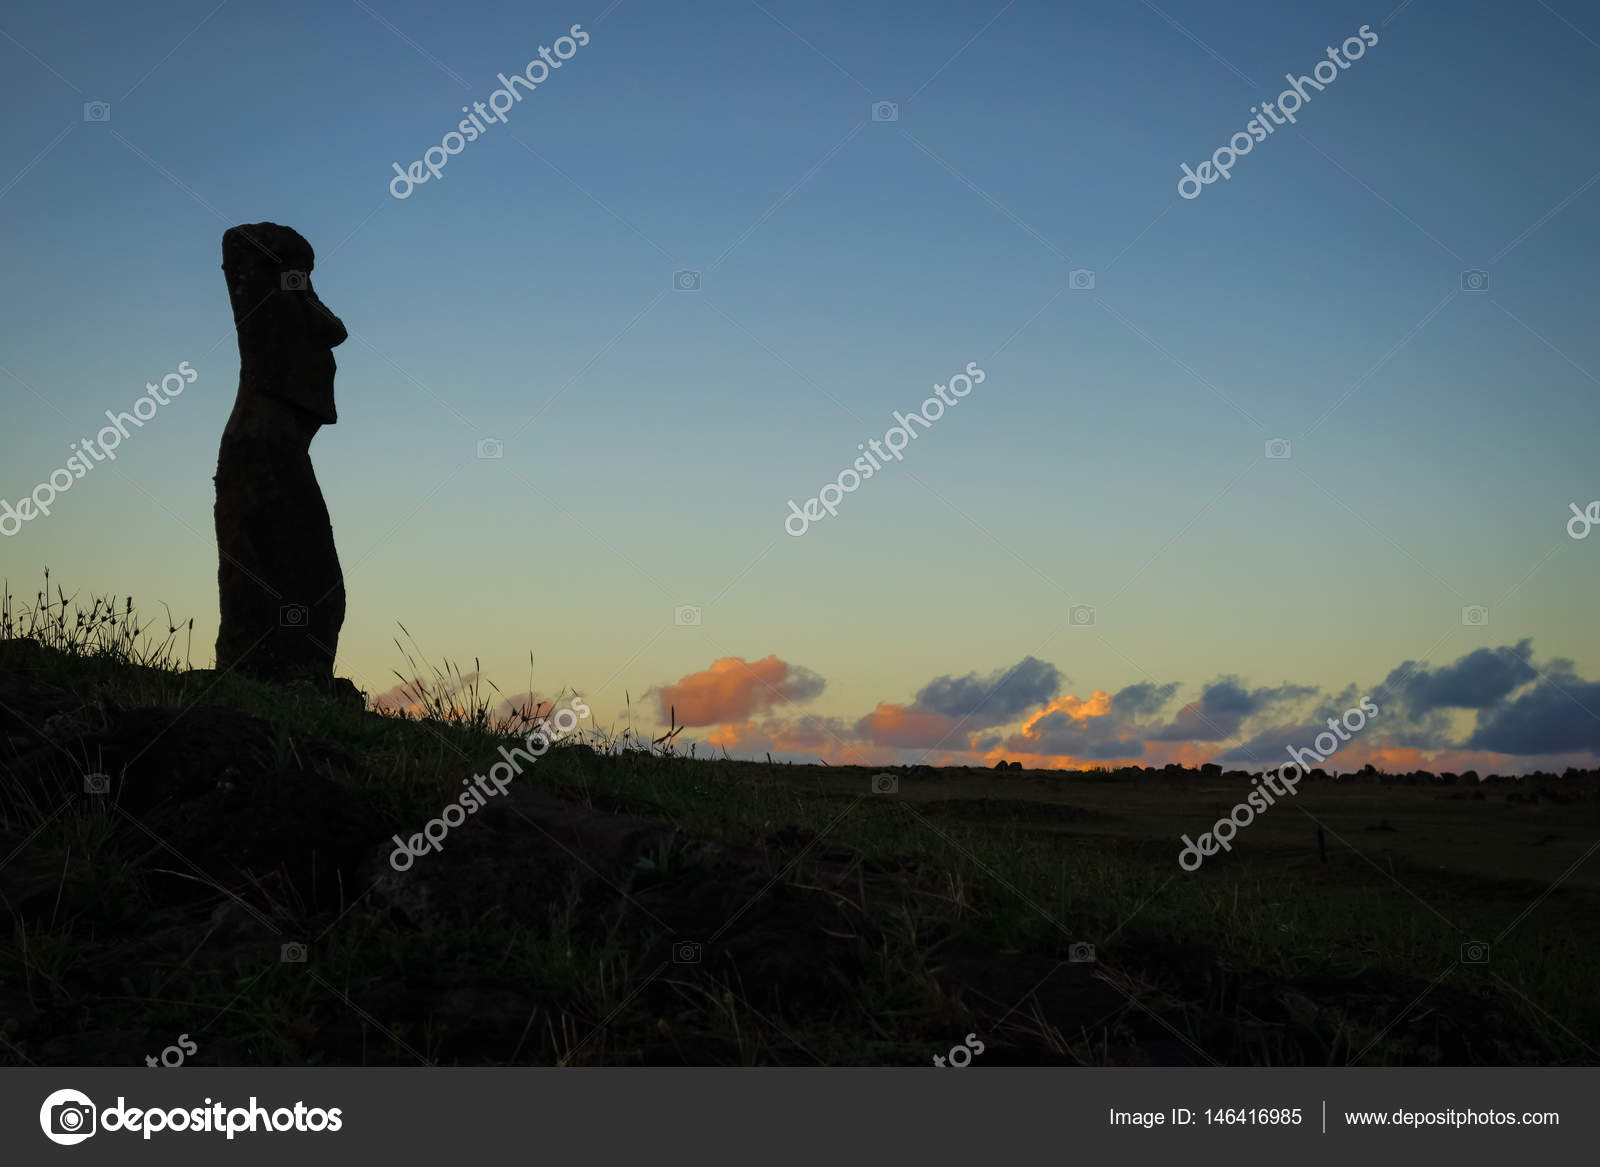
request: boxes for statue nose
[324,314,349,348]
[307,295,348,347]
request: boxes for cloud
[1007,708,1144,760]
[910,655,1061,728]
[1381,639,1537,712]
[1468,670,1600,754]
[370,670,480,716]
[1212,691,1442,767]
[652,655,824,726]
[1147,677,1317,742]
[999,691,1151,761]
[707,714,854,754]
[681,642,1600,773]
[843,655,1066,751]
[491,690,554,724]
[370,679,419,714]
[1214,643,1589,765]
[1213,716,1349,768]
[854,703,960,749]
[1112,681,1179,717]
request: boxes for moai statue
[214,222,349,690]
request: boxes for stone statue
[214,222,349,689]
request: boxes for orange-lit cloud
[706,716,836,752]
[653,655,824,726]
[1321,744,1516,776]
[706,720,897,765]
[492,690,554,725]
[980,747,1126,770]
[370,670,480,717]
[1002,689,1152,762]
[370,674,554,730]
[671,641,1600,775]
[855,702,960,748]
[1017,690,1113,736]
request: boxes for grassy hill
[2,579,1597,1066]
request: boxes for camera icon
[43,1093,97,1145]
[83,772,110,794]
[83,101,111,122]
[1460,940,1489,964]
[280,941,307,963]
[51,1101,95,1134]
[1068,604,1095,628]
[1461,605,1490,627]
[673,270,701,291]
[672,940,702,964]
[279,603,307,627]
[476,437,504,460]
[871,101,899,122]
[674,605,702,627]
[1265,438,1292,459]
[280,270,309,292]
[1460,269,1490,292]
[1068,941,1096,963]
[1068,268,1096,291]
[871,772,898,794]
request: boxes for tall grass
[1,567,192,668]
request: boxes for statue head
[220,222,347,426]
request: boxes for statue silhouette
[214,222,349,689]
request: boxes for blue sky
[2,0,1597,772]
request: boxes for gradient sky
[2,0,1597,773]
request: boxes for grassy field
[2,580,1597,1067]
